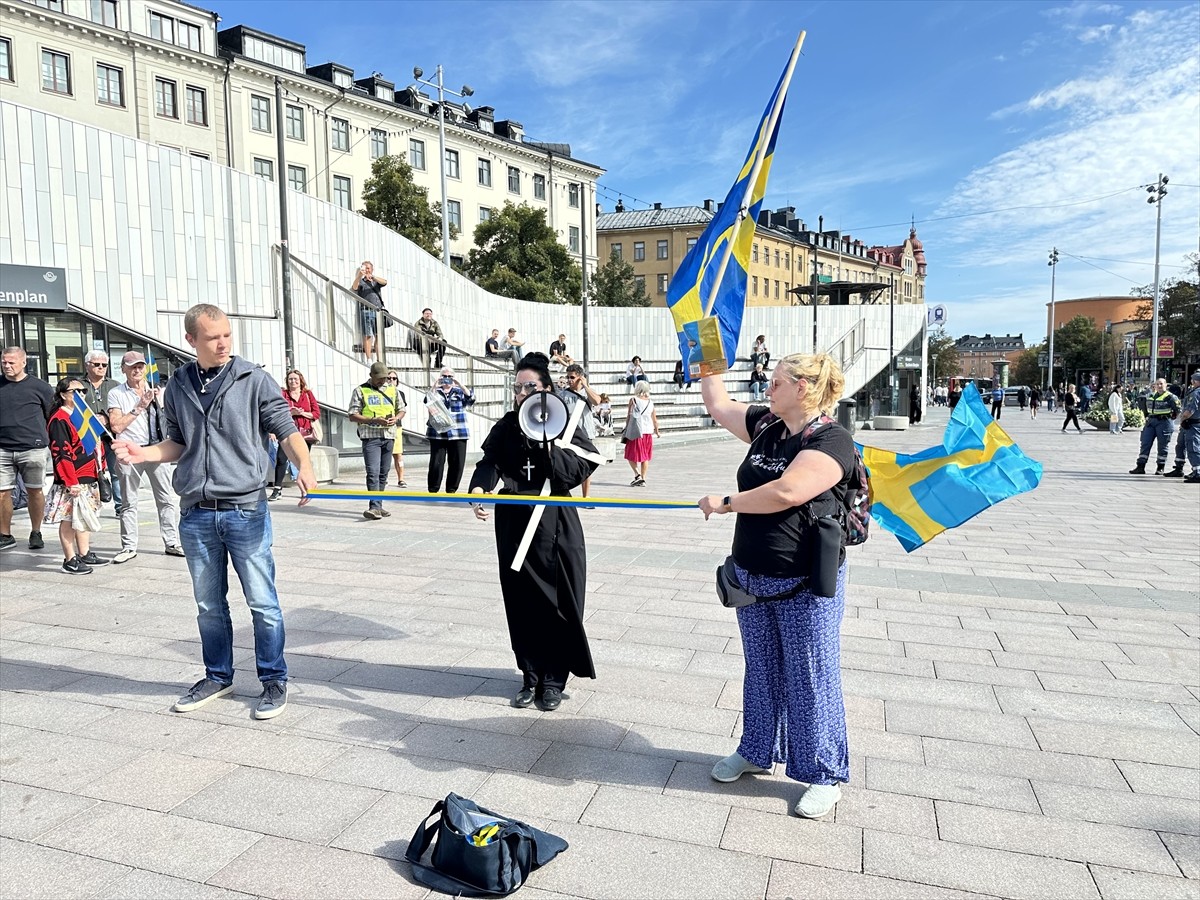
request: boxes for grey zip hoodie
[163,357,297,509]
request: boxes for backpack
[752,412,872,546]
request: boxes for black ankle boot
[1129,464,1146,474]
[1164,465,1184,478]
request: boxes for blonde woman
[623,380,660,486]
[697,354,856,820]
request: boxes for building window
[657,273,669,294]
[784,253,789,269]
[154,77,177,118]
[34,0,63,9]
[568,226,580,252]
[252,158,274,181]
[331,118,349,152]
[369,128,387,159]
[444,149,459,179]
[41,49,71,95]
[409,138,425,170]
[0,39,10,82]
[634,274,645,293]
[479,206,492,223]
[242,34,303,72]
[446,199,461,231]
[287,164,306,193]
[148,11,174,43]
[89,0,117,27]
[178,21,201,51]
[508,166,520,194]
[687,237,698,251]
[656,240,668,260]
[568,183,579,208]
[611,243,622,260]
[375,85,389,101]
[285,105,304,141]
[333,175,352,208]
[533,173,546,200]
[752,276,758,296]
[633,241,645,262]
[95,63,123,106]
[774,250,780,267]
[333,70,352,88]
[775,280,780,299]
[185,85,206,125]
[250,95,271,132]
[477,158,491,187]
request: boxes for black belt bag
[715,557,807,609]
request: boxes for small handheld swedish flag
[69,391,109,457]
[146,349,159,387]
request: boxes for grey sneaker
[253,680,288,720]
[173,678,234,713]
[28,531,44,550]
[0,534,16,551]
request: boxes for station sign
[0,264,69,311]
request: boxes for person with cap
[426,366,475,493]
[1171,371,1200,483]
[348,361,402,520]
[82,348,123,514]
[1129,377,1180,475]
[107,349,183,562]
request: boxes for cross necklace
[522,459,536,481]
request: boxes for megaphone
[517,391,569,443]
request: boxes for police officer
[1173,371,1200,484]
[1129,377,1180,475]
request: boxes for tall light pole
[412,65,473,269]
[1147,174,1168,383]
[1047,247,1059,392]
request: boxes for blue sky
[219,0,1199,343]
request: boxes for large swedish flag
[667,35,803,374]
[859,384,1043,552]
[70,392,109,457]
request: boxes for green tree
[1013,345,1045,388]
[360,155,449,257]
[1051,315,1104,385]
[1130,253,1199,380]
[464,203,582,305]
[588,250,650,307]
[927,329,960,380]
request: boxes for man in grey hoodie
[114,304,316,721]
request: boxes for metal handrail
[828,319,867,373]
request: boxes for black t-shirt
[485,337,500,356]
[732,405,855,578]
[355,279,383,309]
[550,340,567,357]
[0,375,55,451]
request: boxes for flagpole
[702,31,805,319]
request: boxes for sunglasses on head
[513,381,542,395]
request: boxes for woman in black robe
[469,353,602,711]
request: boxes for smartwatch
[722,495,732,513]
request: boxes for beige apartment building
[1,0,603,267]
[597,203,927,308]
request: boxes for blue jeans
[178,501,286,684]
[751,383,766,401]
[362,437,393,510]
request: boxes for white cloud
[1077,23,1115,42]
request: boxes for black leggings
[1062,409,1081,431]
[428,439,467,492]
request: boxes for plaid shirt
[426,385,474,440]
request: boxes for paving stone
[530,741,676,793]
[994,634,1132,662]
[719,803,862,871]
[72,707,222,750]
[1174,702,1200,734]
[841,669,999,711]
[921,736,1129,790]
[1113,644,1199,670]
[525,712,629,750]
[832,786,937,838]
[1116,761,1200,801]
[1105,661,1200,687]
[578,691,741,737]
[1028,717,1200,768]
[80,750,234,813]
[1088,865,1200,899]
[0,728,144,792]
[902,642,996,665]
[0,781,97,840]
[884,700,1038,748]
[993,650,1115,677]
[865,758,1039,812]
[766,859,1001,900]
[846,726,925,763]
[317,746,493,799]
[331,661,488,699]
[280,703,419,747]
[863,830,1098,899]
[663,760,793,815]
[617,721,743,763]
[841,651,936,677]
[394,722,550,772]
[1159,832,1200,879]
[472,771,600,824]
[1036,672,1197,705]
[209,835,426,899]
[886,623,1002,650]
[0,689,116,734]
[995,686,1192,731]
[328,791,442,861]
[858,607,965,629]
[0,835,131,897]
[580,785,730,847]
[1034,781,1200,836]
[0,660,90,693]
[932,660,1042,687]
[38,801,261,882]
[935,800,1181,875]
[92,869,257,899]
[532,820,771,899]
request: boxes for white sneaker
[112,548,137,564]
[711,752,769,783]
[795,783,842,819]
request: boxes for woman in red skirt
[623,380,660,486]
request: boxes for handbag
[310,417,324,443]
[621,403,645,443]
[71,486,103,534]
[406,793,568,898]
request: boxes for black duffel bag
[406,793,568,897]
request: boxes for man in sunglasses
[108,350,183,562]
[82,349,123,514]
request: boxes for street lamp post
[1047,248,1059,393]
[412,65,473,269]
[1147,174,1168,383]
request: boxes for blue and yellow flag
[859,384,1043,552]
[667,38,801,377]
[70,391,109,457]
[146,349,159,387]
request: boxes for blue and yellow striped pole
[307,488,696,511]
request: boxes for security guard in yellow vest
[348,361,401,519]
[1129,377,1180,475]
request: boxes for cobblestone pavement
[2,404,1197,899]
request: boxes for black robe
[469,411,602,683]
